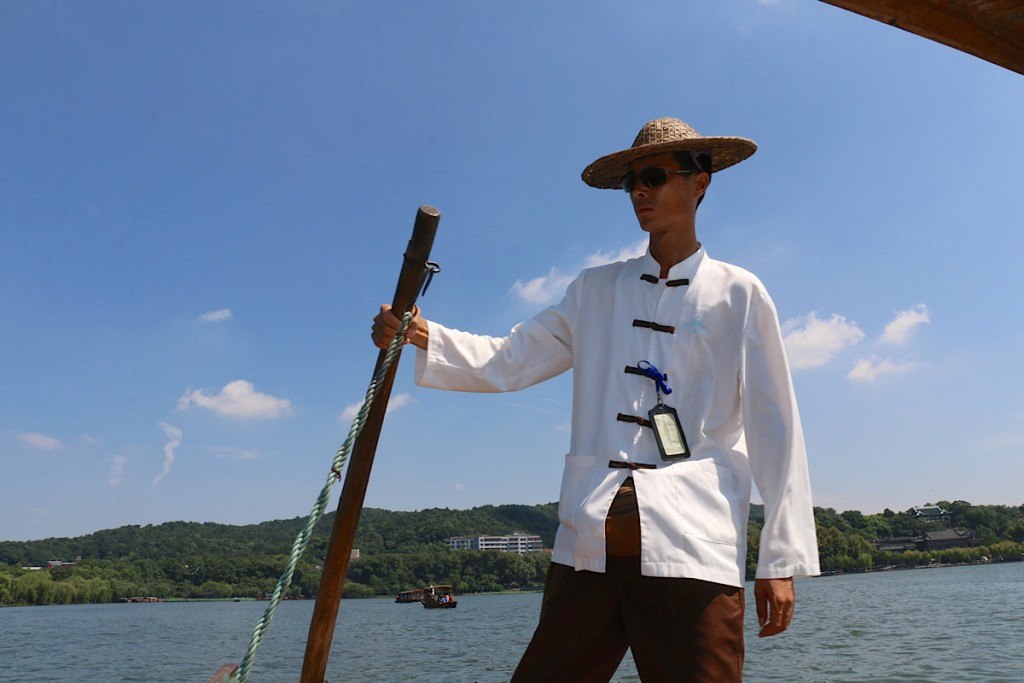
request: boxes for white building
[446,532,543,554]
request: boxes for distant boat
[395,588,424,604]
[420,585,457,609]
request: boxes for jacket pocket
[670,458,743,545]
[557,454,598,530]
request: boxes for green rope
[232,311,414,683]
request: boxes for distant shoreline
[7,561,1023,609]
[810,556,1022,579]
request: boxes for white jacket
[415,246,820,587]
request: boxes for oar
[299,205,441,683]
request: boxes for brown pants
[510,559,745,683]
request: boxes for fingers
[371,304,402,349]
[371,304,425,350]
[755,578,795,638]
[755,582,769,630]
[758,599,793,638]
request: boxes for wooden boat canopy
[395,588,425,603]
[819,1,1024,75]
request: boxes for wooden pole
[299,206,440,683]
[819,0,1024,76]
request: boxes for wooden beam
[299,205,441,683]
[820,0,1024,76]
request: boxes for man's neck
[649,233,700,279]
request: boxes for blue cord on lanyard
[637,360,672,397]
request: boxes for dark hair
[673,151,711,210]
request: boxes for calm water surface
[1,562,1022,682]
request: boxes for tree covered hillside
[0,503,558,605]
[0,503,559,567]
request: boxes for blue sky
[3,1,1023,542]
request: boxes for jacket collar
[636,244,706,283]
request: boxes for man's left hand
[754,577,794,638]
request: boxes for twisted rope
[233,311,414,683]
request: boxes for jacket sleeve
[741,284,821,579]
[413,272,583,393]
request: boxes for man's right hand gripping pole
[371,304,429,350]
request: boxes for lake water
[1,562,1022,682]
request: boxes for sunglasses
[620,167,694,193]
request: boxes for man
[372,118,820,682]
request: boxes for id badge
[648,403,690,460]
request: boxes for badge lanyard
[638,361,690,461]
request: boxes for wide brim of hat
[581,136,758,189]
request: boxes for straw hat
[581,117,757,189]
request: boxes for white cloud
[511,268,575,306]
[553,423,572,433]
[201,445,261,461]
[386,393,415,413]
[199,308,232,323]
[879,304,930,345]
[783,312,865,370]
[848,357,919,382]
[973,433,1024,451]
[81,434,100,445]
[511,239,647,306]
[16,432,62,451]
[178,380,292,419]
[340,392,416,422]
[583,239,648,268]
[154,422,182,485]
[11,503,48,517]
[108,455,128,487]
